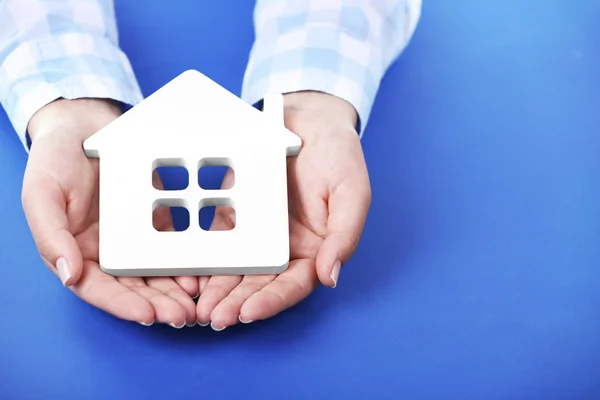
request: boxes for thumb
[315,177,371,288]
[22,172,83,286]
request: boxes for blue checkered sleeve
[0,0,143,149]
[242,0,422,135]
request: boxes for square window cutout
[152,158,189,190]
[198,198,235,231]
[198,157,234,190]
[153,199,190,231]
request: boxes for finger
[71,261,154,325]
[198,276,210,295]
[174,276,199,298]
[289,217,324,260]
[22,172,82,286]
[220,167,235,190]
[145,277,197,326]
[240,259,318,322]
[212,203,235,231]
[316,177,371,287]
[195,275,242,328]
[194,173,238,328]
[75,224,99,262]
[118,277,187,328]
[210,275,276,329]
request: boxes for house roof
[83,69,301,157]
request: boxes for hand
[22,99,198,327]
[196,91,371,329]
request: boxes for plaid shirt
[0,0,421,150]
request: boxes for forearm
[242,0,422,136]
[0,0,142,149]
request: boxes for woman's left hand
[195,91,371,329]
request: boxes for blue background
[1,1,599,399]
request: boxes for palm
[24,140,198,327]
[196,148,328,329]
[195,96,370,330]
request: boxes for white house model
[83,70,302,276]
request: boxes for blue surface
[1,1,600,399]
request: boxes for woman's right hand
[21,98,199,327]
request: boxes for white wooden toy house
[83,70,301,276]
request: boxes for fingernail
[197,321,210,327]
[330,260,341,288]
[169,321,185,329]
[239,315,253,324]
[139,320,154,326]
[211,322,226,331]
[192,292,200,300]
[186,321,197,327]
[56,257,72,285]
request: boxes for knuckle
[78,279,93,299]
[33,231,53,257]
[341,234,361,256]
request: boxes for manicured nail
[192,292,200,300]
[239,315,253,324]
[186,320,197,327]
[197,321,210,327]
[330,260,341,288]
[210,322,226,331]
[56,257,72,285]
[169,321,185,329]
[139,320,154,326]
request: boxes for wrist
[282,91,359,143]
[27,98,122,143]
[282,91,358,128]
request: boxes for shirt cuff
[241,25,383,136]
[0,32,143,150]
